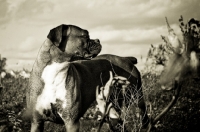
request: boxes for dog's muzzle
[88,39,101,52]
[84,39,102,59]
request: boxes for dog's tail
[126,57,137,64]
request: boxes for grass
[0,70,200,132]
[142,72,200,132]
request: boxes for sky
[0,0,199,71]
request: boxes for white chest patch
[35,61,69,115]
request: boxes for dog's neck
[50,43,75,63]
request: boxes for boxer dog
[26,24,102,131]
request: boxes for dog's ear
[47,24,70,52]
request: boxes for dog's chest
[35,61,69,115]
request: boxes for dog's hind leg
[58,107,80,132]
[59,111,80,132]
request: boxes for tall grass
[0,67,200,132]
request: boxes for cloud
[90,25,166,45]
[2,49,38,61]
[0,0,200,70]
[5,58,34,71]
[18,36,40,52]
[6,0,26,14]
[0,35,41,69]
[1,0,199,29]
[0,0,54,27]
[100,43,149,57]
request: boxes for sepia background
[0,0,200,131]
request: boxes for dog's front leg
[64,120,80,132]
[30,112,44,132]
[30,120,44,132]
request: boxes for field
[0,71,200,132]
[0,16,200,132]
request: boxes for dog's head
[47,24,102,60]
